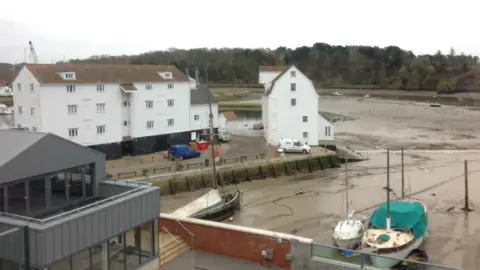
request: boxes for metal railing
[311,243,458,270]
[0,180,152,224]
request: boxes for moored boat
[332,157,365,250]
[363,200,428,268]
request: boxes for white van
[218,128,231,142]
[279,139,311,154]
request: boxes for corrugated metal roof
[191,84,219,105]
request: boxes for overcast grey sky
[1,0,478,64]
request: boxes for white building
[12,64,218,159]
[258,65,334,146]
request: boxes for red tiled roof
[222,111,237,121]
[259,66,287,72]
[26,64,189,84]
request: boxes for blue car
[168,144,201,161]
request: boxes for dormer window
[60,72,76,80]
[158,72,173,79]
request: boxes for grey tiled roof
[191,84,219,105]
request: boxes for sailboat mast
[386,148,391,230]
[204,66,218,189]
[345,156,349,220]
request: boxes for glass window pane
[140,222,154,264]
[72,248,91,270]
[50,256,71,270]
[90,243,108,270]
[125,228,141,270]
[109,236,126,270]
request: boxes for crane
[29,41,38,64]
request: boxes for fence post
[24,225,30,269]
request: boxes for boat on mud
[189,190,241,221]
[170,80,242,221]
[363,200,428,268]
[332,157,366,250]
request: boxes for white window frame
[17,106,22,114]
[97,84,105,92]
[145,84,153,90]
[167,119,174,126]
[29,83,34,92]
[32,127,37,132]
[17,83,21,92]
[146,120,154,129]
[30,107,35,116]
[302,116,308,122]
[96,125,106,134]
[96,103,105,113]
[67,105,77,114]
[290,83,296,92]
[291,71,296,77]
[194,115,200,121]
[168,83,174,89]
[145,100,154,109]
[123,121,129,126]
[68,128,78,137]
[303,132,308,138]
[164,72,172,79]
[167,99,174,107]
[66,85,75,93]
[291,98,296,106]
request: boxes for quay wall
[149,153,341,195]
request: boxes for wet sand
[162,96,480,269]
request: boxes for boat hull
[369,237,424,268]
[332,236,363,250]
[332,219,364,250]
[190,191,241,221]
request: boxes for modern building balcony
[0,130,160,270]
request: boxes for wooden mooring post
[463,160,472,212]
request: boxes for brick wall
[159,216,292,269]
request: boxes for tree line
[34,43,480,91]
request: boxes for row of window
[146,83,174,90]
[67,103,105,114]
[146,119,175,129]
[17,106,35,115]
[16,83,176,93]
[145,99,174,108]
[68,118,177,137]
[16,83,35,92]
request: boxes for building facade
[0,130,160,270]
[12,64,218,159]
[258,65,334,146]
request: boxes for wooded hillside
[2,43,479,91]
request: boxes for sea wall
[149,154,341,195]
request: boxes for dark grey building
[0,130,160,270]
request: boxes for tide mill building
[12,64,218,159]
[259,65,334,146]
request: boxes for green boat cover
[369,201,428,239]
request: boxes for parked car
[168,144,201,161]
[218,128,231,142]
[279,139,311,154]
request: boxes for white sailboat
[362,150,428,268]
[332,157,365,250]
